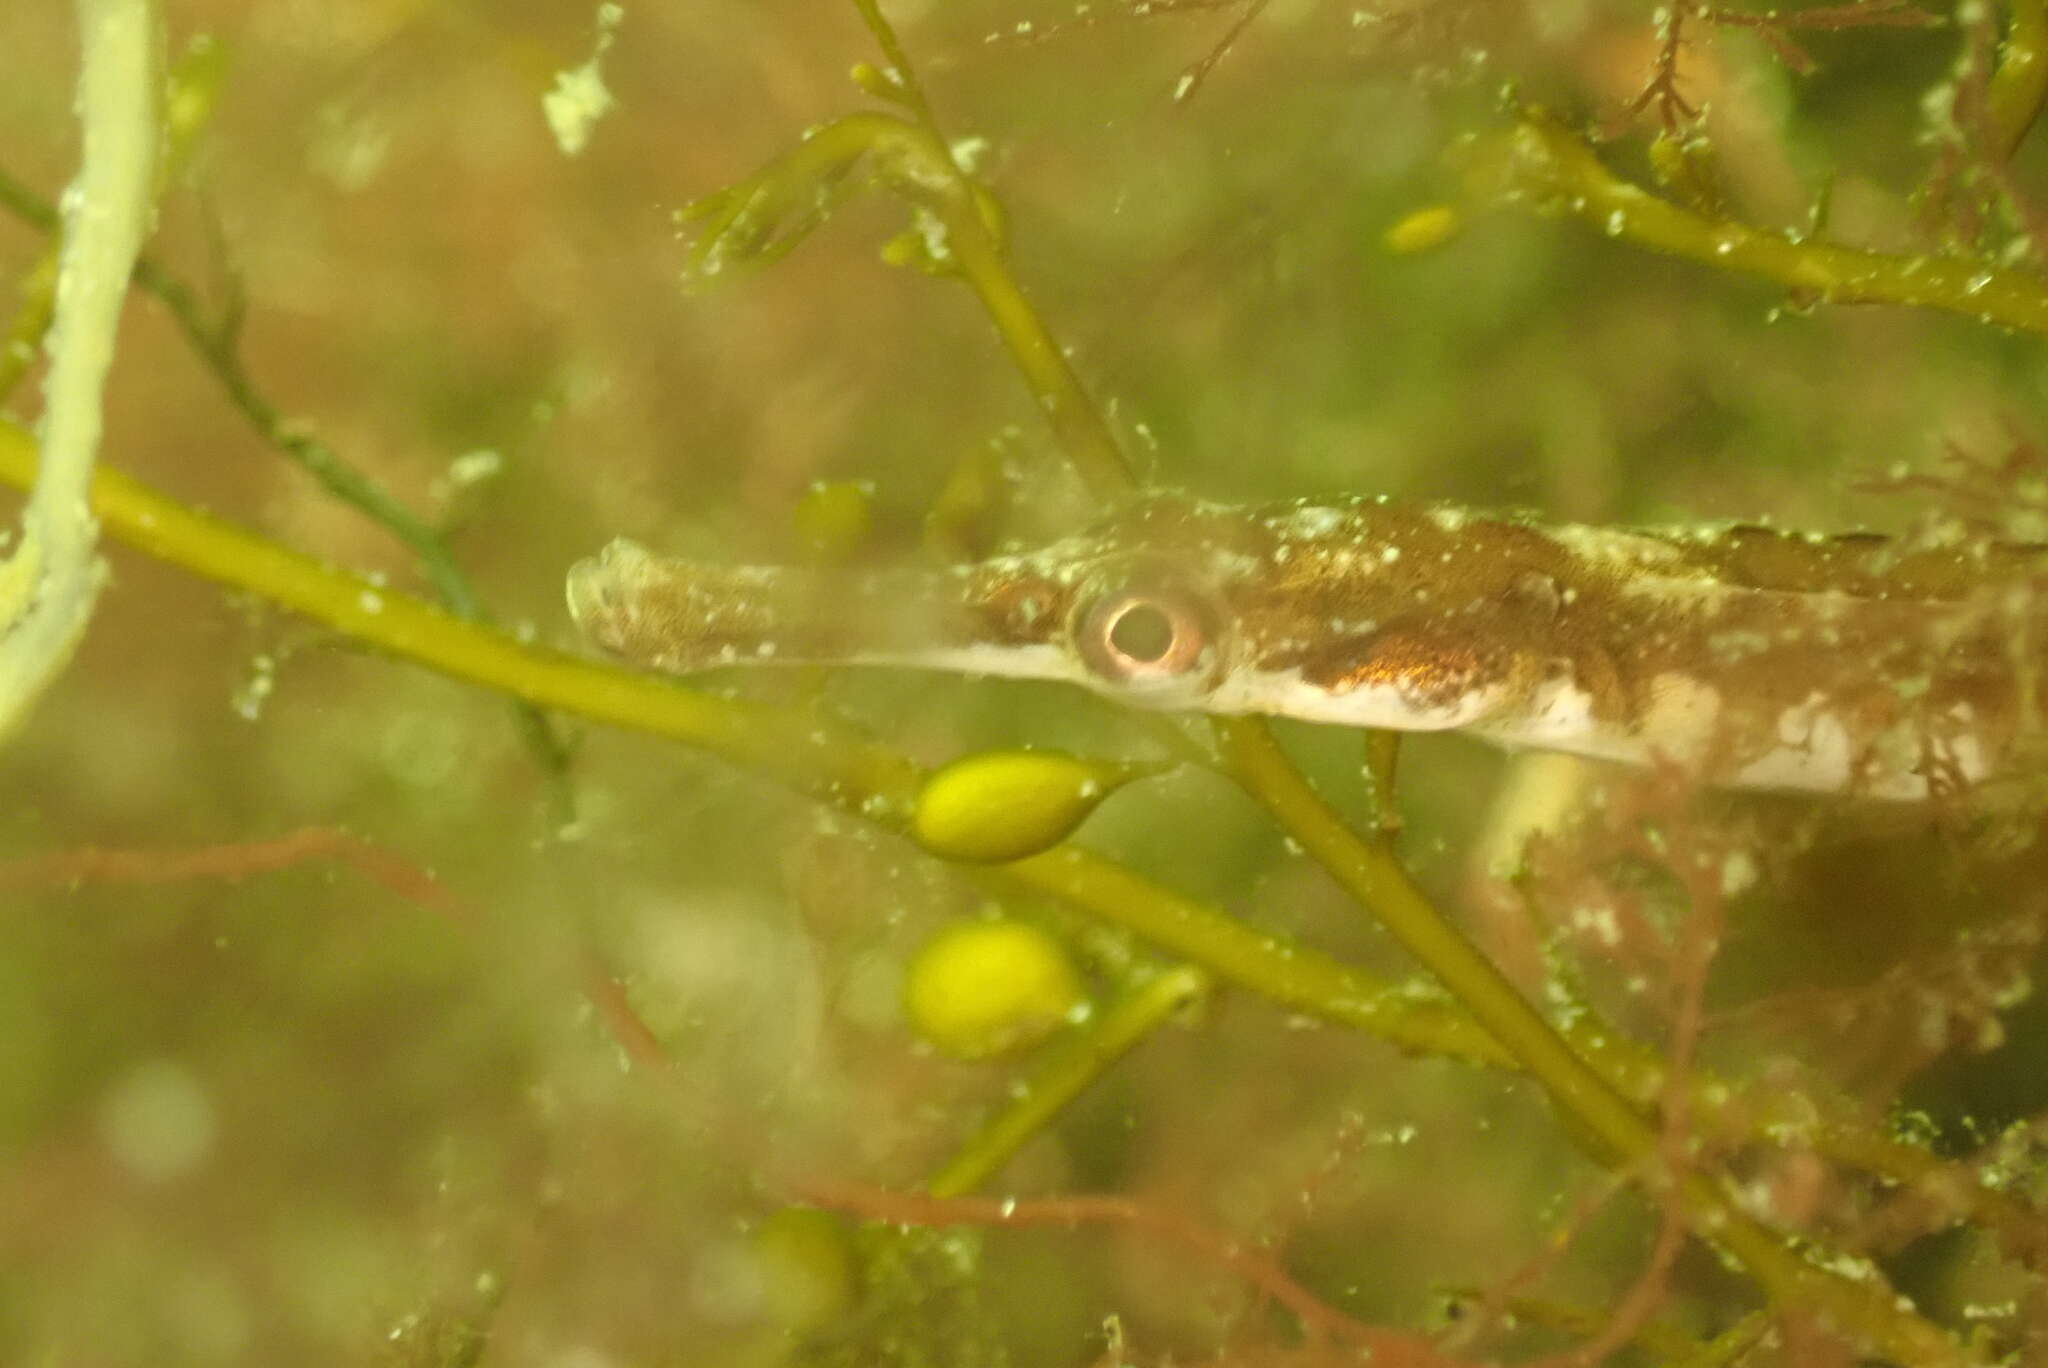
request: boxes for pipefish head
[563,494,1242,706]
[566,491,1546,729]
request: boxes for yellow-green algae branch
[846,0,1136,502]
[925,964,1211,1199]
[1464,112,2048,337]
[1212,718,1971,1365]
[1988,0,2048,162]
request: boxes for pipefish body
[566,492,2048,801]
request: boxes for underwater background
[5,1,2048,1363]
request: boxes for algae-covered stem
[1468,112,2048,336]
[0,0,158,737]
[1988,0,2048,161]
[848,0,1137,501]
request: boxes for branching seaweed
[1446,111,2048,334]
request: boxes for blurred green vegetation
[6,1,2048,1364]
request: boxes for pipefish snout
[568,492,2048,800]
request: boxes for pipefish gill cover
[6,2,2048,1365]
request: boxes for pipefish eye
[1071,569,1224,693]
